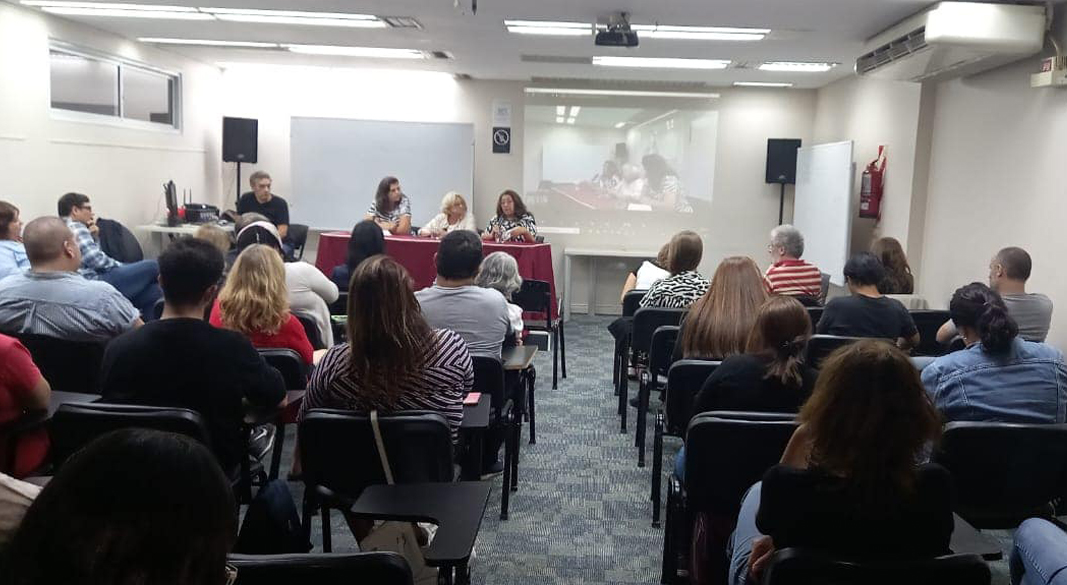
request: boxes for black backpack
[234,480,312,554]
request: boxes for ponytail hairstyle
[746,295,812,387]
[949,282,1019,353]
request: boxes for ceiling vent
[521,55,592,65]
[428,51,453,60]
[856,2,1045,82]
[381,16,423,29]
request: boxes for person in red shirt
[209,244,314,366]
[0,334,51,477]
[764,224,823,302]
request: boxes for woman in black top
[675,296,815,479]
[728,339,950,585]
[817,252,920,349]
[330,219,385,288]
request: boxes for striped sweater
[299,329,472,441]
[639,270,710,309]
[765,259,822,298]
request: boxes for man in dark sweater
[100,237,286,476]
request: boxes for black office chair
[259,348,308,390]
[15,333,107,394]
[662,411,796,584]
[805,335,863,369]
[229,552,413,585]
[288,223,310,261]
[612,290,648,388]
[636,325,679,468]
[761,549,990,585]
[329,291,348,316]
[933,421,1067,528]
[651,359,721,525]
[471,356,524,519]
[621,307,687,432]
[296,315,326,350]
[298,410,454,551]
[512,279,565,390]
[819,272,831,303]
[805,307,823,330]
[0,409,50,476]
[910,309,952,356]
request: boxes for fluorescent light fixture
[36,6,212,19]
[630,24,768,41]
[569,106,580,116]
[566,117,576,125]
[759,61,837,72]
[555,105,566,116]
[592,56,730,70]
[555,116,565,123]
[284,44,425,59]
[733,81,794,88]
[138,37,279,48]
[614,121,627,129]
[525,87,720,99]
[22,1,197,10]
[204,7,386,27]
[504,19,590,36]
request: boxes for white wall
[0,2,222,233]
[919,13,1067,349]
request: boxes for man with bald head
[0,217,141,343]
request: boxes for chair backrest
[621,290,647,317]
[632,307,688,355]
[805,335,863,369]
[805,307,823,330]
[288,223,309,249]
[295,315,326,350]
[684,411,797,516]
[16,333,107,394]
[512,279,551,322]
[229,552,413,585]
[819,272,831,302]
[910,309,952,357]
[664,359,721,436]
[50,403,211,470]
[648,326,680,382]
[329,291,348,316]
[934,421,1067,528]
[259,348,308,390]
[762,549,990,585]
[299,410,454,503]
[471,356,506,414]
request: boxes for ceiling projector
[595,12,638,47]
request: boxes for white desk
[563,247,657,321]
[136,223,233,256]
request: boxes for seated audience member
[871,236,914,294]
[639,230,709,309]
[4,429,237,585]
[225,212,269,269]
[675,296,816,479]
[922,283,1067,423]
[300,255,472,441]
[674,256,768,362]
[1011,518,1067,585]
[476,251,526,338]
[483,190,537,243]
[416,230,511,359]
[194,224,232,258]
[99,238,286,476]
[237,171,293,256]
[619,243,671,302]
[0,217,141,343]
[365,176,412,235]
[0,201,28,280]
[0,473,39,547]
[764,224,823,301]
[331,219,385,289]
[728,340,950,585]
[937,246,1053,344]
[237,221,339,347]
[57,192,162,318]
[0,333,50,478]
[210,245,314,366]
[418,191,477,237]
[642,154,693,213]
[817,252,919,349]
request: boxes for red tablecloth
[316,233,557,320]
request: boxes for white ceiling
[19,0,950,88]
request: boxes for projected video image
[523,106,718,215]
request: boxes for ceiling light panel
[758,61,837,72]
[629,24,768,41]
[504,19,590,36]
[592,56,730,70]
[284,44,425,59]
[139,37,279,47]
[525,87,721,99]
[23,1,196,10]
[733,81,794,87]
[204,7,386,27]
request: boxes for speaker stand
[777,181,786,225]
[235,161,242,209]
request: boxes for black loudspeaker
[222,116,258,163]
[765,138,802,184]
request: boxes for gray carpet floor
[277,315,1016,584]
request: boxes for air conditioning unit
[856,2,1046,82]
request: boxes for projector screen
[523,106,718,218]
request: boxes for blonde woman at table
[364,176,412,235]
[483,190,537,243]
[418,191,476,238]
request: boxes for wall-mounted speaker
[766,138,802,184]
[222,116,258,163]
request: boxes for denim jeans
[100,259,162,319]
[727,482,764,585]
[1011,518,1067,585]
[674,445,686,480]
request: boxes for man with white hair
[765,224,823,300]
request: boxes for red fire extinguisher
[859,145,886,220]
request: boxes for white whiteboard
[793,141,854,286]
[290,117,474,230]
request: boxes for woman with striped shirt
[299,255,472,441]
